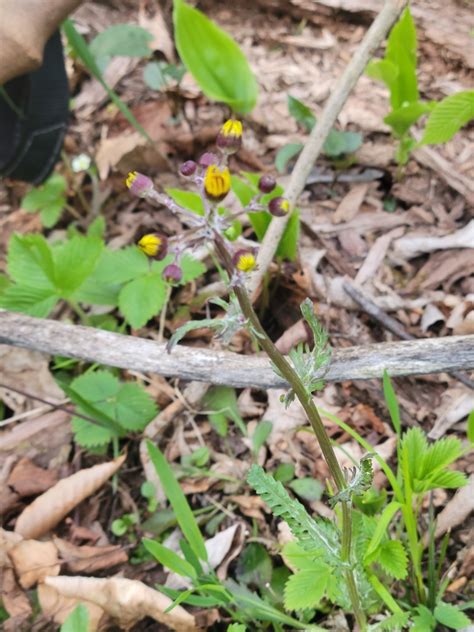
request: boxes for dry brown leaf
[9,539,60,589]
[7,457,58,497]
[44,575,199,631]
[95,133,147,180]
[393,219,474,259]
[138,6,175,61]
[0,529,32,622]
[229,495,268,521]
[354,226,405,285]
[0,410,71,471]
[14,454,126,539]
[38,582,104,631]
[53,537,128,574]
[433,475,474,539]
[332,183,369,224]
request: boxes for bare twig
[343,280,474,390]
[246,0,407,299]
[1,311,473,388]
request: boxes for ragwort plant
[126,121,469,630]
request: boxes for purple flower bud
[180,160,197,177]
[199,152,219,168]
[125,171,153,198]
[163,263,182,284]
[258,175,276,194]
[268,196,290,217]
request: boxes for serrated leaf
[426,470,467,490]
[364,501,401,561]
[434,602,471,630]
[114,383,157,431]
[52,235,104,296]
[22,173,66,228]
[401,427,428,487]
[412,604,436,632]
[7,233,55,289]
[60,603,89,632]
[143,539,197,578]
[0,285,58,317]
[281,541,323,571]
[421,90,474,145]
[94,246,149,284]
[173,0,258,113]
[371,612,411,631]
[71,417,116,448]
[377,540,408,579]
[284,566,330,610]
[247,465,339,559]
[179,254,206,283]
[119,273,167,329]
[146,440,208,562]
[167,317,221,352]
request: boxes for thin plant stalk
[213,233,367,631]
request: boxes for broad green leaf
[147,440,208,562]
[288,478,323,502]
[178,254,206,283]
[383,371,401,435]
[385,6,418,108]
[173,0,258,113]
[60,603,89,632]
[22,173,67,228]
[53,235,103,295]
[0,285,57,317]
[384,101,433,137]
[87,215,106,239]
[426,470,467,490]
[277,210,299,260]
[275,143,303,173]
[63,20,152,143]
[71,417,116,448]
[165,188,205,216]
[284,566,330,610]
[89,24,153,61]
[420,436,464,480]
[7,233,55,289]
[274,463,295,483]
[236,542,273,588]
[93,246,149,284]
[412,605,437,632]
[323,130,362,156]
[421,91,474,145]
[281,541,322,571]
[434,603,471,630]
[288,95,315,132]
[401,427,427,486]
[143,539,197,578]
[114,383,157,431]
[366,59,399,91]
[377,540,408,579]
[144,62,168,90]
[118,273,167,329]
[71,276,120,306]
[203,386,246,436]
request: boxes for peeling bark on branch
[0,311,473,388]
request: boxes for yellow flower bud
[204,165,231,201]
[233,249,257,273]
[216,119,243,154]
[137,233,168,259]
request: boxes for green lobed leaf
[52,235,103,296]
[421,90,474,145]
[71,418,116,448]
[7,233,55,289]
[173,0,258,113]
[364,501,401,561]
[377,540,408,579]
[434,603,471,630]
[143,539,197,578]
[411,604,437,632]
[146,440,208,562]
[284,565,330,611]
[118,273,167,329]
[60,603,89,632]
[0,285,58,317]
[93,246,149,285]
[114,383,158,431]
[22,173,67,228]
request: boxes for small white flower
[71,153,91,173]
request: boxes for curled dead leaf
[15,454,126,539]
[44,575,199,631]
[9,539,60,589]
[38,581,104,630]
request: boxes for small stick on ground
[246,0,408,300]
[343,280,474,390]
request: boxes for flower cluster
[125,119,290,287]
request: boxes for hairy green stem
[213,234,367,630]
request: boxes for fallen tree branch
[246,0,408,299]
[1,311,473,388]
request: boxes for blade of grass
[62,19,153,144]
[146,440,208,562]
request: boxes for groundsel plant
[126,119,381,630]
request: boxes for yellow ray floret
[126,171,138,189]
[221,119,243,138]
[204,165,231,200]
[236,253,256,273]
[138,234,162,257]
